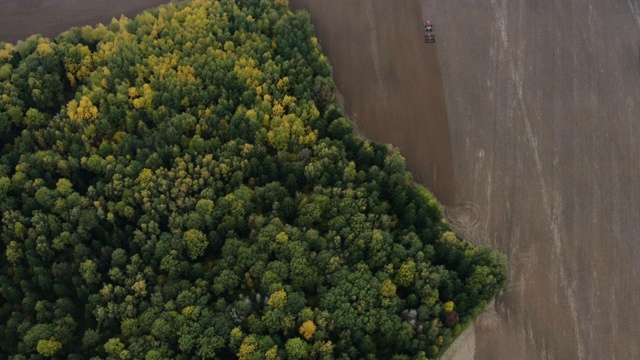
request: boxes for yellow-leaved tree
[380,279,397,298]
[67,96,99,121]
[268,289,287,309]
[36,338,62,357]
[299,320,317,340]
[444,301,455,313]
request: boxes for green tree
[104,337,125,356]
[213,270,241,295]
[285,337,309,360]
[79,260,100,284]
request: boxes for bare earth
[290,0,457,206]
[0,0,170,43]
[292,0,640,359]
[2,0,640,359]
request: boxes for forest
[0,0,507,358]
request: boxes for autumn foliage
[0,0,506,358]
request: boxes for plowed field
[0,0,169,43]
[292,0,640,359]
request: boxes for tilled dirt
[293,0,640,359]
[290,0,457,206]
[0,0,170,43]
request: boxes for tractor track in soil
[445,200,482,240]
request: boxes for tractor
[424,20,435,43]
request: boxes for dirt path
[0,0,170,43]
[293,0,640,359]
[290,0,457,206]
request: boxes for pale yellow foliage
[277,76,290,91]
[244,272,254,288]
[238,342,257,360]
[272,102,285,117]
[440,231,458,244]
[36,42,54,57]
[275,232,288,244]
[234,57,263,88]
[132,280,147,297]
[67,96,99,121]
[242,143,254,156]
[177,65,197,82]
[137,168,153,184]
[245,109,258,122]
[395,260,416,287]
[100,284,114,300]
[0,44,15,60]
[268,289,287,309]
[63,44,93,86]
[343,161,357,183]
[444,301,455,312]
[380,279,397,298]
[267,115,290,150]
[282,95,295,107]
[132,84,154,109]
[230,327,243,343]
[268,114,308,151]
[298,130,317,147]
[113,131,126,144]
[37,338,62,357]
[128,87,139,98]
[182,305,197,318]
[309,103,321,119]
[265,346,278,360]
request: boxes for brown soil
[0,0,170,43]
[293,0,640,359]
[290,0,457,206]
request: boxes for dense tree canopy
[0,0,507,358]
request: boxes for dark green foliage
[0,0,507,359]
